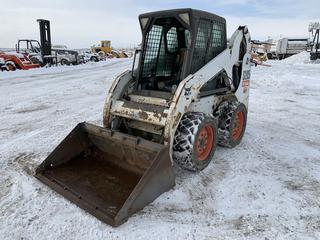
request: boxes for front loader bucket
[35,122,175,227]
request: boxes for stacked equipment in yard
[16,20,84,66]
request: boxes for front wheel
[173,112,218,171]
[90,56,99,62]
[60,59,70,66]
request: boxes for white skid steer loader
[35,8,252,227]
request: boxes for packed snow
[0,56,319,240]
[282,51,320,65]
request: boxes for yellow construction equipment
[91,40,128,58]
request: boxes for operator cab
[134,9,227,94]
[16,40,41,55]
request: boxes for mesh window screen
[141,25,163,78]
[142,25,179,78]
[206,21,226,61]
[191,19,226,73]
[167,27,178,52]
[157,27,178,76]
[190,19,211,73]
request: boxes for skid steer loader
[35,8,252,227]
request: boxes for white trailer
[276,38,308,59]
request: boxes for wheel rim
[232,111,244,140]
[7,64,14,71]
[195,124,214,161]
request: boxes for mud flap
[35,122,175,227]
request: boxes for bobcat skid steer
[35,8,252,227]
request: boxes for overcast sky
[1,0,319,49]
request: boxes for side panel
[164,27,251,161]
[103,70,132,127]
[235,52,251,109]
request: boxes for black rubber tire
[90,56,99,62]
[6,63,16,71]
[30,56,41,65]
[215,101,247,148]
[173,112,218,171]
[60,59,70,66]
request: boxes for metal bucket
[35,122,175,227]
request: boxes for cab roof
[139,8,226,24]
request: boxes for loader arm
[164,26,251,158]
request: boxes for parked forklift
[16,19,83,66]
[35,9,252,226]
[15,20,55,66]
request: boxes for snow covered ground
[0,54,319,239]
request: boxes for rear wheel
[173,112,218,171]
[215,101,247,148]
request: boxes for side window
[141,25,163,77]
[141,19,182,79]
[206,22,226,61]
[166,27,178,53]
[190,19,211,73]
[211,23,223,48]
[18,41,29,53]
[157,27,179,76]
[185,30,191,47]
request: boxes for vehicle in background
[0,52,40,71]
[15,39,43,64]
[276,38,308,60]
[81,50,102,62]
[51,48,84,65]
[309,22,320,61]
[91,40,111,56]
[265,38,279,59]
[51,45,85,65]
[111,49,128,58]
[91,40,128,58]
[16,19,85,66]
[251,40,273,65]
[17,39,85,66]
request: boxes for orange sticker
[242,80,250,87]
